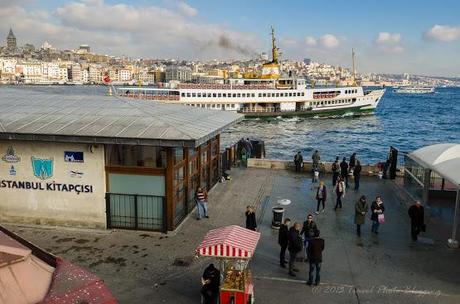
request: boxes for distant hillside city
[1,28,459,87]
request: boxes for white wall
[0,140,106,228]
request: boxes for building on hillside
[165,66,192,82]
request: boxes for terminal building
[0,87,242,232]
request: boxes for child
[245,206,257,231]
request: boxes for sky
[1,0,460,76]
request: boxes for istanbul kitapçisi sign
[0,151,93,194]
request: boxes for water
[221,88,460,164]
[5,85,459,164]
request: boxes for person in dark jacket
[245,206,257,231]
[300,214,318,261]
[294,151,303,172]
[370,196,385,234]
[353,160,362,190]
[315,181,327,214]
[354,195,369,237]
[340,157,349,187]
[334,176,346,210]
[331,156,340,186]
[312,150,321,171]
[278,218,291,268]
[201,263,220,304]
[349,153,357,172]
[288,222,302,276]
[307,229,325,286]
[408,201,425,241]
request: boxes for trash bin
[272,207,285,229]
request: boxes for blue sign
[64,151,84,163]
[31,157,54,180]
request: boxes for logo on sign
[9,166,16,176]
[64,151,84,163]
[31,157,54,180]
[2,146,21,163]
[69,170,84,178]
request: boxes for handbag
[378,213,385,224]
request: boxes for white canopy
[408,143,460,187]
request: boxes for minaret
[7,28,17,50]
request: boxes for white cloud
[375,32,403,53]
[0,0,258,59]
[176,1,198,17]
[424,25,460,42]
[319,34,339,49]
[305,36,317,46]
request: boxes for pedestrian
[245,137,253,158]
[353,160,362,190]
[349,153,357,172]
[196,187,209,220]
[315,181,327,214]
[288,222,302,277]
[354,195,369,237]
[334,176,346,211]
[307,229,325,286]
[370,196,385,234]
[201,263,220,304]
[340,157,349,187]
[300,214,318,261]
[294,151,303,172]
[331,156,340,186]
[312,150,321,172]
[278,218,291,268]
[408,201,425,241]
[245,206,257,231]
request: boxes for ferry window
[251,93,255,97]
[213,93,217,97]
[181,93,185,97]
[237,93,241,97]
[223,93,227,97]
[302,92,305,96]
[192,93,196,97]
[231,104,235,108]
[276,93,279,97]
[207,93,211,97]
[233,93,237,97]
[201,104,205,108]
[218,93,222,97]
[212,104,216,108]
[258,93,262,97]
[197,93,201,97]
[187,93,191,97]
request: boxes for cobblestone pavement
[6,168,460,304]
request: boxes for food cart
[196,225,261,304]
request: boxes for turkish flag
[103,75,111,84]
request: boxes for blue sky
[2,0,460,76]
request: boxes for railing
[106,193,166,232]
[178,83,275,90]
[119,93,180,101]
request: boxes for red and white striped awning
[196,225,261,258]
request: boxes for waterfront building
[70,63,82,83]
[165,65,192,82]
[0,87,242,231]
[118,68,132,82]
[89,64,104,83]
[58,65,69,82]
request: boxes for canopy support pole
[448,189,460,248]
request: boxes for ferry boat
[118,28,385,118]
[393,87,435,94]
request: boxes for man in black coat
[331,157,340,186]
[278,218,291,268]
[300,214,318,261]
[353,160,362,190]
[288,222,302,276]
[408,201,425,241]
[245,206,257,231]
[202,263,220,304]
[294,151,303,172]
[307,229,325,286]
[340,157,349,187]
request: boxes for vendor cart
[196,225,261,304]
